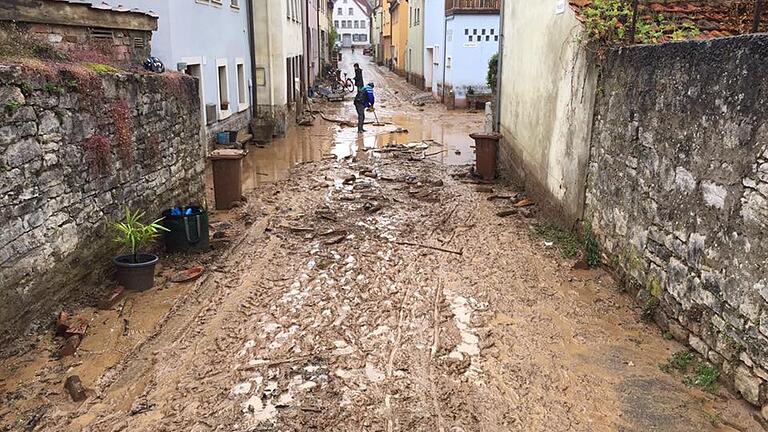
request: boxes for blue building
[88,0,254,145]
[423,0,445,98]
[427,0,499,108]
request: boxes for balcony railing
[445,0,500,15]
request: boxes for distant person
[353,63,364,90]
[354,82,375,133]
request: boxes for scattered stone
[734,365,761,405]
[475,186,494,193]
[64,375,87,402]
[572,257,591,270]
[59,334,82,357]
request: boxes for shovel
[371,109,385,126]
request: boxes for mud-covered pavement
[1,51,765,431]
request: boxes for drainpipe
[318,0,322,74]
[441,12,448,104]
[246,0,258,117]
[493,0,504,133]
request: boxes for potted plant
[112,208,169,291]
[221,101,230,111]
[251,109,276,143]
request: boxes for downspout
[419,1,427,90]
[441,12,447,104]
[266,0,274,108]
[246,0,258,117]
[493,0,504,133]
[315,0,325,72]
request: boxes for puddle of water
[205,109,479,199]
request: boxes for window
[494,35,499,41]
[236,60,246,111]
[361,20,365,28]
[349,7,353,14]
[216,60,229,117]
[341,21,346,28]
[468,35,473,42]
[485,35,490,42]
[338,7,342,14]
[347,20,352,27]
[481,29,486,35]
[490,28,495,35]
[473,29,477,35]
[211,0,222,4]
[446,56,452,68]
[464,29,469,35]
[360,34,367,42]
[230,0,239,8]
[354,20,359,28]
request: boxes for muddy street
[1,51,763,431]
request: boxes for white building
[333,0,370,47]
[252,0,306,134]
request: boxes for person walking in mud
[354,82,375,134]
[353,63,364,91]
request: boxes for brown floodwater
[235,111,478,197]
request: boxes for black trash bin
[162,206,210,253]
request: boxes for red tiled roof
[569,0,765,40]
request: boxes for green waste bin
[162,206,210,253]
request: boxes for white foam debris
[230,382,252,396]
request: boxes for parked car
[363,45,373,56]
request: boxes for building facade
[88,0,253,147]
[371,0,384,64]
[443,1,499,107]
[423,0,445,96]
[252,0,306,134]
[333,0,370,48]
[405,0,424,87]
[382,0,393,67]
[389,0,408,75]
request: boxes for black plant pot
[114,254,159,292]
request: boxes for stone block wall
[0,64,204,339]
[585,35,768,407]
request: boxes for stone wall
[586,35,768,407]
[0,63,204,339]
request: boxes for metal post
[629,0,639,44]
[753,0,764,33]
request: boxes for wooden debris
[395,241,463,255]
[514,198,535,207]
[496,209,518,218]
[98,286,126,310]
[170,267,205,283]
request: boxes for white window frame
[216,58,231,120]
[230,0,240,9]
[235,58,248,112]
[211,0,222,6]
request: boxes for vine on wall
[83,135,111,175]
[111,101,134,167]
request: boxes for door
[342,33,352,47]
[424,47,433,89]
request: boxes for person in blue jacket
[354,82,375,133]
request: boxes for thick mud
[0,50,764,432]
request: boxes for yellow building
[381,0,392,68]
[388,0,408,75]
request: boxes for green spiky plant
[113,208,169,263]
